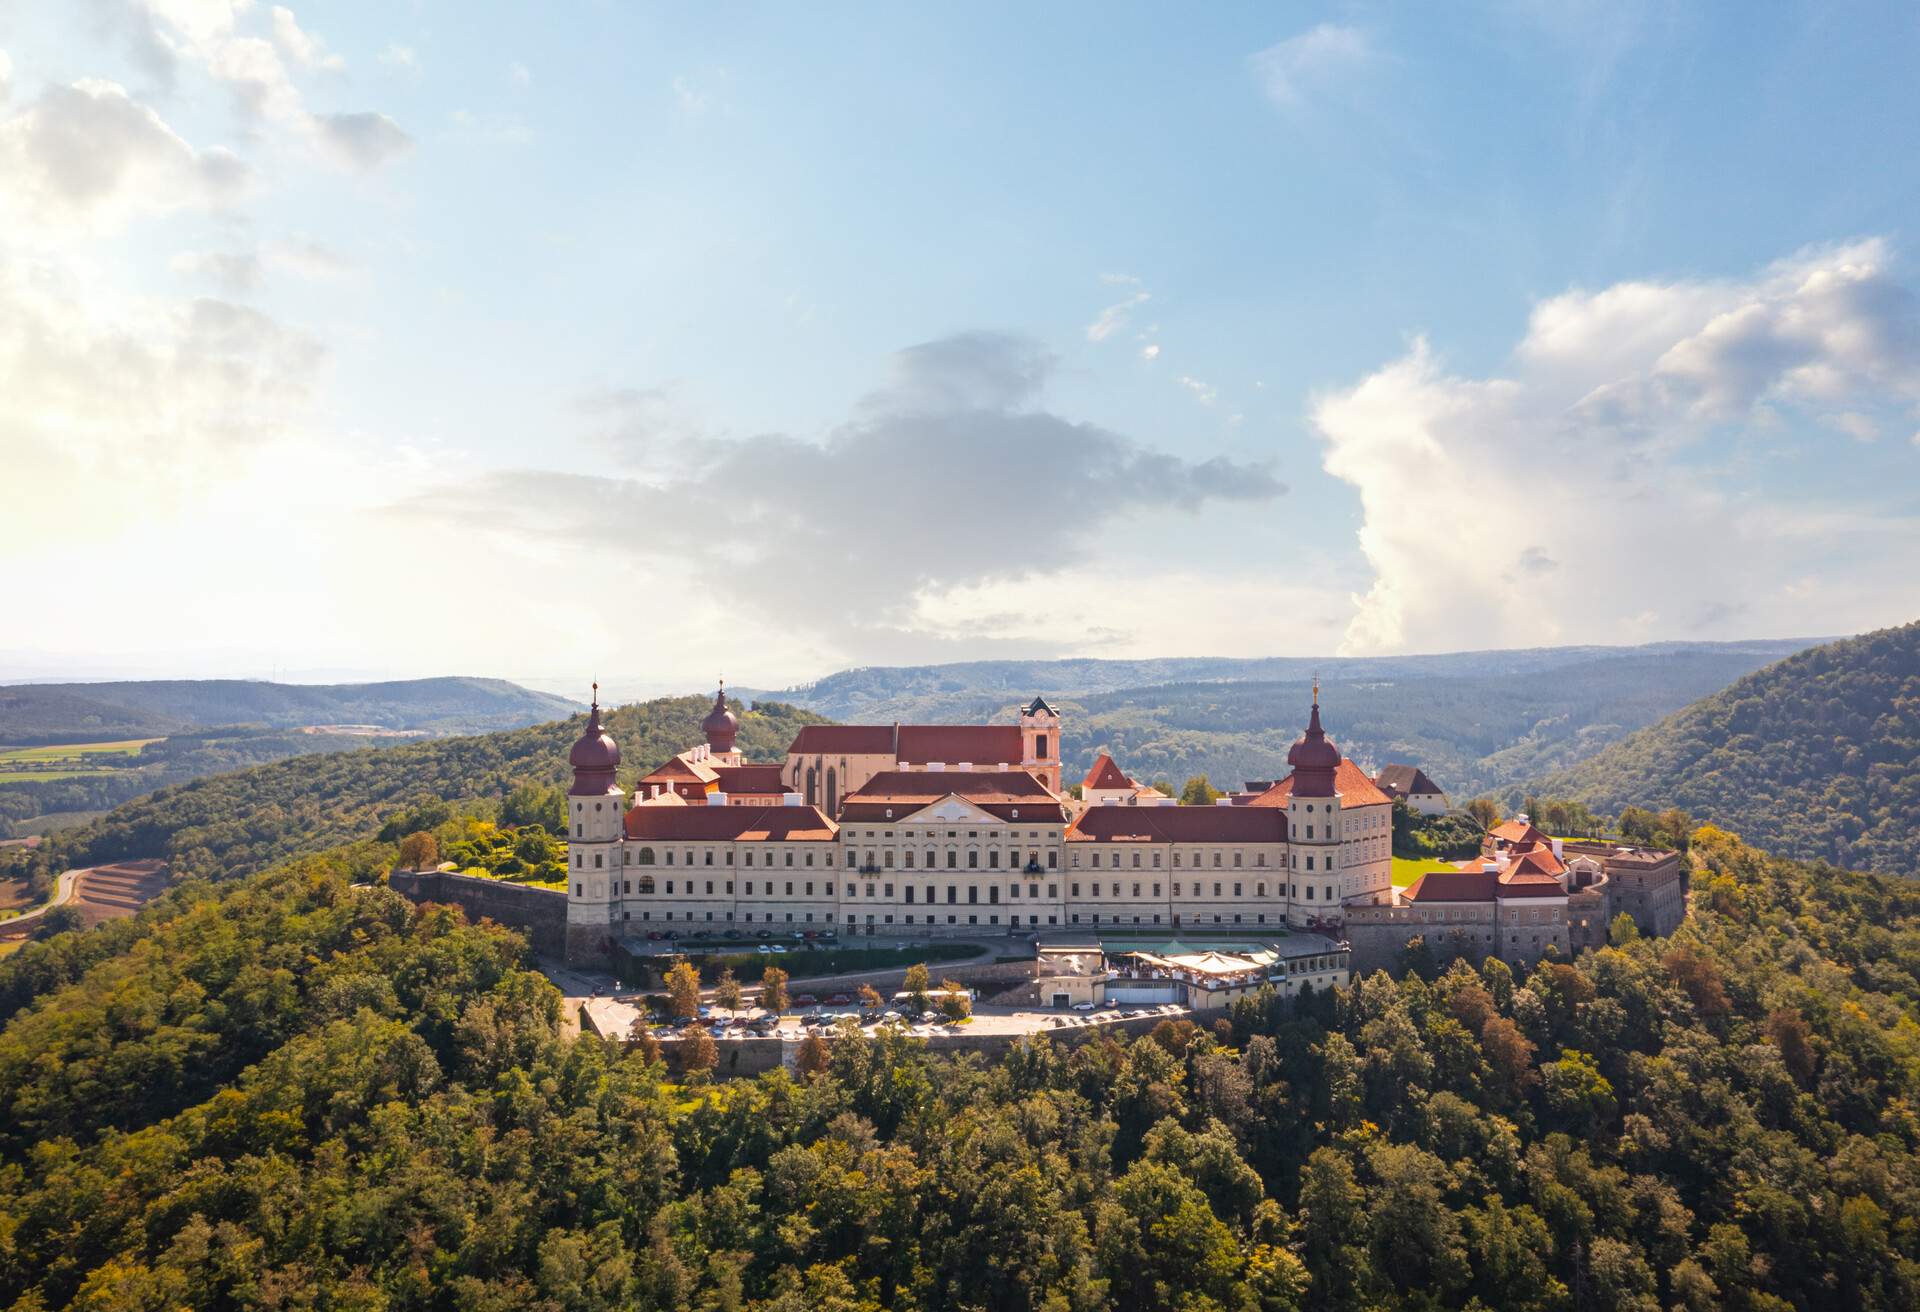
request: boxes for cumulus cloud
[171,247,264,293]
[1313,239,1920,655]
[0,78,249,231]
[414,332,1285,646]
[114,1,411,170]
[270,6,343,72]
[1250,24,1376,107]
[170,234,354,291]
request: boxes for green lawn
[1392,855,1458,887]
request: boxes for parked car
[1100,999,1120,1008]
[793,994,818,1006]
[755,945,771,954]
[826,992,853,1006]
[1072,1002,1096,1012]
[769,945,787,954]
[755,930,773,939]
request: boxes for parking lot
[578,997,1190,1043]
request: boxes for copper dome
[702,682,739,752]
[569,700,620,771]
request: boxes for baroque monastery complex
[558,687,1686,968]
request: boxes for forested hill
[1541,621,1920,874]
[2,695,828,884]
[0,675,580,744]
[763,640,1814,800]
[0,825,1916,1307]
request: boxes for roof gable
[1248,759,1392,808]
[1083,753,1132,790]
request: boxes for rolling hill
[1,695,829,888]
[1540,620,1920,874]
[762,639,1817,800]
[0,676,580,745]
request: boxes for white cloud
[1250,24,1376,107]
[1087,274,1150,343]
[1822,411,1879,442]
[1313,239,1920,655]
[1140,343,1161,361]
[119,1,412,170]
[415,333,1285,651]
[0,78,249,233]
[171,247,264,292]
[270,6,343,72]
[315,110,412,170]
[0,48,12,103]
[379,44,420,75]
[1176,374,1217,405]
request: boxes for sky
[3,2,1919,697]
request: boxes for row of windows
[848,848,1055,870]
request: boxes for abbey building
[561,685,1401,962]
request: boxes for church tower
[702,680,741,764]
[1020,695,1062,793]
[1285,684,1343,928]
[565,686,626,961]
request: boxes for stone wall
[389,870,568,957]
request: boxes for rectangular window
[969,850,979,868]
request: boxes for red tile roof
[1402,869,1497,902]
[1083,753,1132,790]
[1247,760,1391,809]
[838,769,1062,822]
[1067,805,1287,844]
[624,805,836,842]
[1496,868,1569,898]
[1490,819,1549,847]
[896,724,1024,765]
[640,752,719,785]
[712,764,786,794]
[785,723,1026,766]
[787,725,897,755]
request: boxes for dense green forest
[0,697,828,900]
[0,823,1914,1308]
[0,677,579,745]
[1542,621,1920,875]
[773,644,1811,801]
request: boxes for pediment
[897,796,1005,826]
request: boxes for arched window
[638,876,655,894]
[825,767,838,816]
[637,847,656,865]
[806,766,818,806]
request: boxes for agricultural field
[0,738,161,783]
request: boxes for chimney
[1551,837,1563,859]
[782,792,804,807]
[1481,862,1499,875]
[707,792,727,806]
[958,762,972,771]
[929,761,945,772]
[1215,797,1234,806]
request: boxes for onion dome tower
[1285,681,1341,797]
[1285,682,1345,928]
[568,685,622,797]
[702,680,739,756]
[565,683,626,963]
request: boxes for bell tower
[565,684,626,962]
[1019,695,1062,793]
[1285,683,1343,929]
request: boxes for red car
[792,993,818,1006]
[826,993,854,1006]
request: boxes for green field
[0,738,162,761]
[1391,855,1458,887]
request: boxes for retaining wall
[389,870,568,957]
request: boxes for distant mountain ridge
[1540,620,1920,875]
[753,639,1820,798]
[0,677,580,745]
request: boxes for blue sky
[3,3,1918,693]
